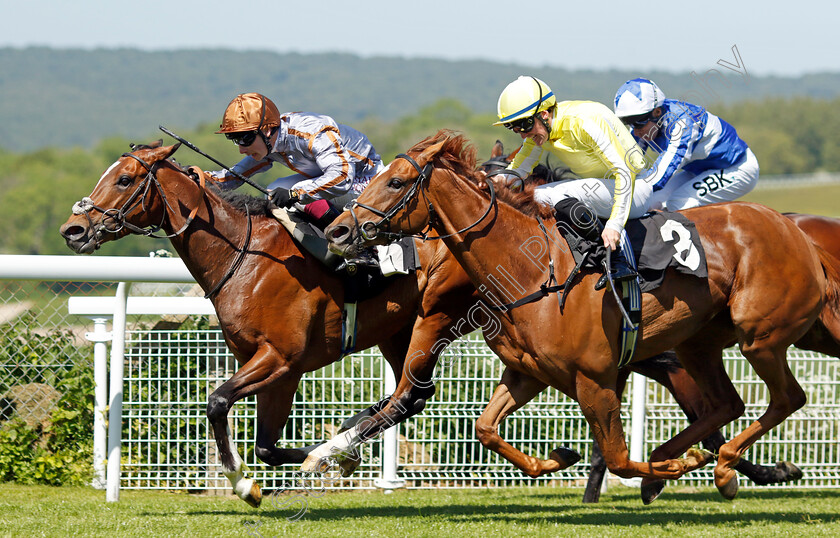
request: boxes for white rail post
[373,364,405,492]
[106,282,131,502]
[87,317,112,490]
[621,372,648,487]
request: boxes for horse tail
[797,246,840,357]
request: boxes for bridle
[71,149,252,299]
[72,151,202,241]
[346,152,497,244]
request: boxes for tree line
[1,96,838,257]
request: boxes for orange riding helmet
[216,93,281,134]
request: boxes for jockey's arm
[208,156,273,191]
[505,139,544,188]
[639,111,701,192]
[581,117,644,249]
[286,130,355,204]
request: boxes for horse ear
[162,142,181,160]
[417,140,447,164]
[145,143,181,163]
[491,140,504,158]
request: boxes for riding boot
[553,197,637,291]
[595,245,637,291]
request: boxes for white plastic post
[88,317,112,490]
[106,282,131,502]
[373,365,405,492]
[621,372,648,487]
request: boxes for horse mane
[159,156,274,217]
[411,130,555,220]
[206,182,274,217]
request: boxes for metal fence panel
[1,274,838,491]
[117,326,840,490]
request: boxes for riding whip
[159,125,270,195]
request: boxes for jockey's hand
[270,188,300,209]
[483,172,524,193]
[602,228,621,251]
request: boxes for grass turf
[1,484,839,537]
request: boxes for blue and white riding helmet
[614,78,666,119]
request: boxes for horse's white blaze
[95,159,121,190]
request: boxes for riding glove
[270,188,300,208]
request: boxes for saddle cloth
[625,210,708,293]
[557,209,707,294]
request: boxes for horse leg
[476,367,581,478]
[207,344,289,508]
[714,345,807,499]
[633,343,745,503]
[252,376,314,466]
[630,350,801,491]
[574,367,723,485]
[302,318,442,474]
[582,366,631,503]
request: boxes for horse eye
[388,178,404,190]
[117,175,133,187]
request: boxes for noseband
[347,153,496,243]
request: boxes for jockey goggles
[225,130,259,147]
[504,115,537,134]
[622,113,655,129]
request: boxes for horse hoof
[685,447,715,468]
[301,453,331,474]
[717,474,739,500]
[641,479,666,505]
[776,461,803,482]
[339,454,362,477]
[550,447,582,468]
[244,482,262,508]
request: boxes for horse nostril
[327,224,350,242]
[60,224,87,240]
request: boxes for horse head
[60,142,185,254]
[326,131,481,257]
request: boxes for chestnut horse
[59,142,487,507]
[479,143,808,501]
[59,142,824,507]
[327,131,840,502]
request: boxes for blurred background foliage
[3,95,840,257]
[2,48,840,257]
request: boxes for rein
[347,153,497,243]
[72,149,252,299]
[485,218,588,312]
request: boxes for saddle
[555,209,708,368]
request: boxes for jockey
[614,78,759,210]
[494,76,649,290]
[211,92,385,230]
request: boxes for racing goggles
[503,115,537,134]
[622,113,655,129]
[225,130,259,147]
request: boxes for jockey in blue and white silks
[614,78,759,211]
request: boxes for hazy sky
[1,0,837,76]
